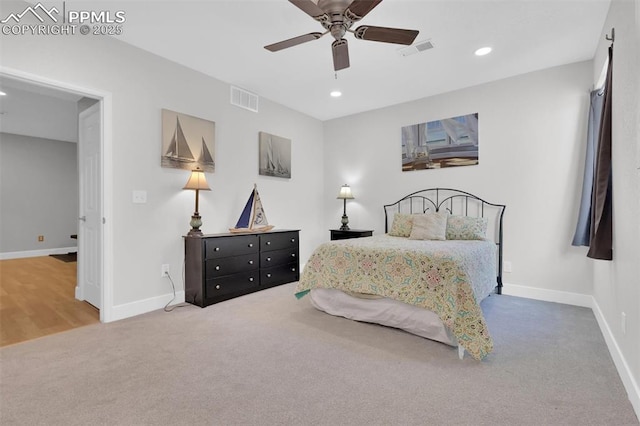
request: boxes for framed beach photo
[161,109,215,172]
[259,131,291,179]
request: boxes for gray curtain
[572,90,604,246]
[587,46,613,260]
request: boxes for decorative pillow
[446,215,488,240]
[388,213,413,237]
[408,213,448,241]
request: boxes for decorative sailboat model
[229,184,274,233]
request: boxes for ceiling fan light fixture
[474,46,492,56]
[330,90,342,97]
[265,0,419,71]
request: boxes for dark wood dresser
[184,229,300,307]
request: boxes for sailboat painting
[230,184,274,233]
[161,109,215,172]
[259,132,291,179]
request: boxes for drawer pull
[291,238,296,243]
[214,247,220,252]
[248,260,254,265]
[291,267,296,272]
[215,285,220,290]
[266,257,271,262]
[249,277,254,282]
[215,266,220,271]
[248,243,253,248]
[266,273,272,278]
[291,253,296,258]
[266,241,271,246]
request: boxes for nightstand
[330,229,373,240]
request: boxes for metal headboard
[383,188,506,294]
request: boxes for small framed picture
[161,109,215,172]
[259,131,291,179]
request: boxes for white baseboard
[502,282,592,307]
[109,291,185,322]
[591,298,640,420]
[0,247,78,260]
[503,282,639,420]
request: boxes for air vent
[397,40,434,57]
[230,86,259,113]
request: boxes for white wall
[323,61,594,296]
[0,132,78,253]
[591,0,640,414]
[0,13,325,309]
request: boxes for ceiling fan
[265,0,419,71]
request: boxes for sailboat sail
[164,117,194,161]
[230,184,274,233]
[266,139,275,172]
[198,137,214,165]
[251,190,269,227]
[234,190,255,229]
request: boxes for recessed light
[474,47,492,56]
[330,91,342,97]
[0,91,6,96]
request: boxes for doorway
[0,69,112,324]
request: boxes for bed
[295,188,505,360]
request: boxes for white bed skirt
[309,288,458,347]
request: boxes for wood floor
[0,256,99,347]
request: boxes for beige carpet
[0,282,637,425]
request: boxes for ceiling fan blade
[289,0,328,21]
[332,39,350,71]
[344,0,383,21]
[354,25,419,45]
[265,32,324,52]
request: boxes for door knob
[79,216,86,222]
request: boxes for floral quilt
[295,235,496,360]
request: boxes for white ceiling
[0,78,82,142]
[104,0,610,120]
[12,0,610,122]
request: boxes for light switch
[132,190,147,204]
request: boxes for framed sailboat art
[259,131,291,179]
[161,109,215,172]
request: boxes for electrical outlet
[161,264,170,277]
[38,235,44,242]
[621,312,626,335]
[503,261,512,273]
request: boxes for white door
[77,102,102,309]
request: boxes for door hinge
[102,217,106,224]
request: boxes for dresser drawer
[260,248,298,268]
[206,272,258,299]
[205,253,259,278]
[260,232,298,252]
[261,262,299,288]
[205,235,258,259]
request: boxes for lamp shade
[337,184,354,200]
[183,168,211,191]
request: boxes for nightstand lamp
[337,184,354,231]
[183,167,211,236]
